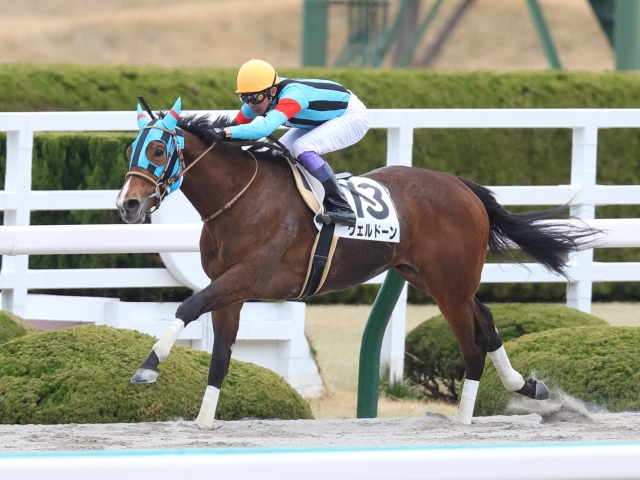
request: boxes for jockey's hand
[204,128,226,144]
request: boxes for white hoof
[195,415,220,431]
[194,385,220,430]
[451,414,472,425]
[194,418,213,431]
[130,368,158,384]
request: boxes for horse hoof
[535,380,549,400]
[130,368,158,384]
[450,414,472,425]
[194,420,212,431]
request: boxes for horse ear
[163,97,181,131]
[137,104,150,130]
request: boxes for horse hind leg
[475,298,549,401]
[394,265,487,424]
[131,318,186,384]
[422,292,488,425]
[448,298,490,425]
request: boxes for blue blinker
[130,98,185,193]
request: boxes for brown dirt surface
[1,409,639,451]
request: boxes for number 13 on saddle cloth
[290,162,401,299]
[291,162,400,243]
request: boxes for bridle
[126,124,259,222]
[126,124,188,214]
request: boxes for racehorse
[116,98,595,429]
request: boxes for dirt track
[2,402,639,452]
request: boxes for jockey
[204,59,369,227]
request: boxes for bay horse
[116,98,594,429]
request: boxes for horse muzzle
[116,195,156,224]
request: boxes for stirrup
[316,213,332,225]
[315,211,356,227]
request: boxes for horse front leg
[130,316,187,384]
[131,264,260,385]
[194,303,242,430]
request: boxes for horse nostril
[124,199,141,212]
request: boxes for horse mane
[176,113,234,140]
[156,111,283,163]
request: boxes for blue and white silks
[230,78,352,140]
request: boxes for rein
[227,135,298,166]
[202,150,258,223]
[126,123,263,222]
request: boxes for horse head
[116,97,185,224]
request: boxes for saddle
[287,160,342,298]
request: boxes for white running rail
[1,442,640,480]
[2,109,640,383]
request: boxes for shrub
[404,304,607,402]
[0,325,313,424]
[0,310,36,345]
[474,326,640,416]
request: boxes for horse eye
[154,148,164,157]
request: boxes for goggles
[239,90,269,105]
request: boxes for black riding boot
[316,174,357,227]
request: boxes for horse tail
[456,176,597,278]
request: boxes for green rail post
[302,0,329,66]
[371,0,411,67]
[356,269,406,418]
[525,0,562,70]
[588,0,614,46]
[615,0,640,70]
[396,0,444,67]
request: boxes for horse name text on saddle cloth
[315,177,400,243]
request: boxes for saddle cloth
[288,162,401,243]
[286,160,400,299]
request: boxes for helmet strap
[265,86,277,112]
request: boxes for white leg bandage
[152,318,185,362]
[489,346,525,392]
[454,379,479,425]
[195,386,220,430]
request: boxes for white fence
[2,109,640,383]
[2,442,640,480]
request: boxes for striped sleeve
[234,110,251,125]
[274,98,303,119]
[228,109,289,139]
[233,103,256,125]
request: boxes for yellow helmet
[235,59,280,94]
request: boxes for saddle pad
[318,176,401,243]
[288,162,400,243]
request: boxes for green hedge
[0,325,313,424]
[404,304,607,402]
[474,326,640,416]
[2,65,640,303]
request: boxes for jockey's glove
[204,128,226,144]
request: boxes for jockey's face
[249,87,277,116]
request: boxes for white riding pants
[279,92,369,158]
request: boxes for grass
[379,372,422,402]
